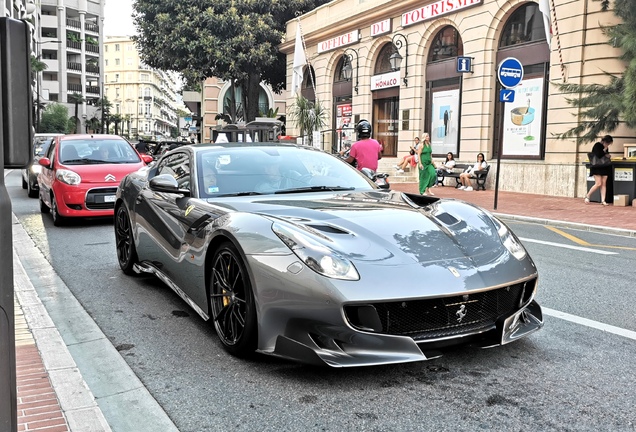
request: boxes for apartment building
[33,0,105,124]
[104,36,181,140]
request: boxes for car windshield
[59,139,141,165]
[196,146,376,198]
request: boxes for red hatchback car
[37,134,153,225]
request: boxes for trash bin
[611,160,636,205]
[585,163,614,203]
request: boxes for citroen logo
[448,266,460,278]
[456,305,467,322]
[105,174,116,182]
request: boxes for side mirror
[149,174,190,196]
[38,157,51,167]
[141,154,153,164]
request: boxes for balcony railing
[86,64,99,74]
[85,44,99,54]
[67,41,81,50]
[68,83,82,92]
[86,86,100,95]
[85,23,99,33]
[67,19,80,29]
[67,61,81,72]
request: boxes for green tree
[287,94,328,148]
[557,0,635,143]
[95,97,112,133]
[111,113,123,135]
[40,103,69,133]
[132,0,329,123]
[67,92,85,133]
[31,55,48,132]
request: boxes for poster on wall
[502,77,544,156]
[335,103,354,152]
[430,89,459,156]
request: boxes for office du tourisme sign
[402,0,482,27]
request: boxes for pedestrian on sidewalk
[585,135,613,206]
[459,153,487,191]
[417,132,436,195]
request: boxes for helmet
[356,119,372,139]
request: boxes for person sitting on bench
[458,153,487,191]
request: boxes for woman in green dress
[417,133,436,195]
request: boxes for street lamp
[390,33,409,86]
[342,48,359,94]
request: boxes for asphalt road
[6,169,636,432]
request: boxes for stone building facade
[282,0,632,197]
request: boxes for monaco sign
[371,71,400,91]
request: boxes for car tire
[50,194,65,226]
[115,204,139,275]
[39,193,50,214]
[210,242,257,357]
[27,179,38,198]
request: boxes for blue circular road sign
[497,57,524,88]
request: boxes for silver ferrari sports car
[114,142,543,367]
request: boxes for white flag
[538,0,552,50]
[291,23,306,95]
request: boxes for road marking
[544,307,636,341]
[546,226,591,246]
[544,226,636,251]
[518,238,618,255]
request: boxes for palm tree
[31,55,48,132]
[95,97,112,133]
[67,92,85,133]
[287,94,328,148]
[110,113,123,135]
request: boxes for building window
[116,103,120,114]
[115,44,120,51]
[104,59,108,66]
[115,58,120,66]
[114,73,119,82]
[115,88,120,98]
[140,73,149,82]
[127,44,133,51]
[428,26,463,63]
[500,3,547,47]
[127,58,132,66]
[105,45,108,52]
[374,43,394,75]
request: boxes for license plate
[104,195,116,203]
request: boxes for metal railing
[67,19,80,29]
[85,23,99,33]
[66,41,81,50]
[85,44,99,54]
[67,61,81,71]
[86,86,100,94]
[86,64,99,74]
[68,83,82,92]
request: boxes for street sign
[456,56,472,73]
[497,57,523,89]
[184,116,192,123]
[499,89,515,103]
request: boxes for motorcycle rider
[346,119,383,171]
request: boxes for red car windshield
[59,139,141,164]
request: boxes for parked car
[114,142,543,367]
[37,134,153,226]
[22,133,64,198]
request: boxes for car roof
[59,134,129,141]
[191,142,307,153]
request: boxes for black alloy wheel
[115,205,138,275]
[210,242,257,356]
[50,194,65,226]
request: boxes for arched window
[374,43,395,75]
[334,56,348,83]
[500,3,547,47]
[428,26,463,63]
[301,66,316,102]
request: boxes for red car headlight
[55,169,82,185]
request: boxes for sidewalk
[11,185,636,431]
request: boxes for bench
[437,164,490,190]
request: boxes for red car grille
[85,187,118,210]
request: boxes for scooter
[361,167,391,190]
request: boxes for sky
[103,0,136,37]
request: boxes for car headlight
[30,165,42,174]
[494,218,527,260]
[272,222,359,280]
[55,169,81,185]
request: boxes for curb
[12,214,180,432]
[494,212,636,238]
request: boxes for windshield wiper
[275,186,355,194]
[217,191,264,197]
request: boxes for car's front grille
[85,187,118,210]
[345,279,535,341]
